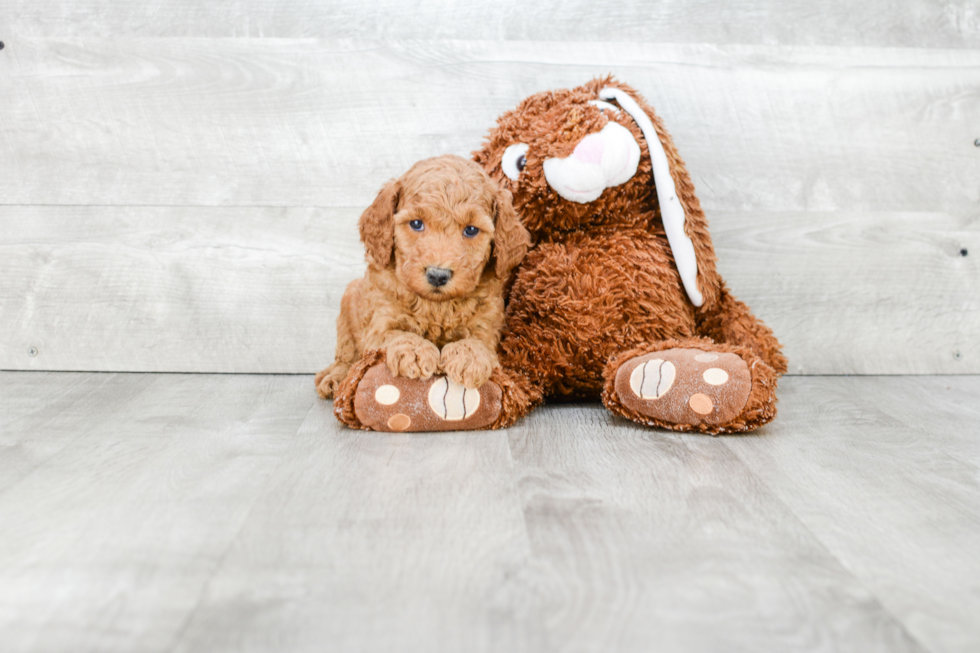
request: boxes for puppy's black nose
[425,267,453,288]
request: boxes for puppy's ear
[491,186,530,278]
[358,180,400,270]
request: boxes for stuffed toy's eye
[501,143,530,181]
[409,219,424,232]
[462,226,480,238]
[589,100,620,114]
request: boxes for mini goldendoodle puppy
[315,154,529,430]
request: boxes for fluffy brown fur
[331,78,786,435]
[469,76,787,433]
[315,154,529,398]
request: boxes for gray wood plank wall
[1,3,978,374]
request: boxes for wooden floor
[0,372,977,652]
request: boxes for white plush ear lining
[599,87,704,307]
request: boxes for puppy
[316,154,529,400]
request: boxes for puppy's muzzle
[425,267,453,288]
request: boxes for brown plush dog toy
[334,77,786,434]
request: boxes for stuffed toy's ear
[598,85,720,309]
[358,179,400,270]
[491,186,530,278]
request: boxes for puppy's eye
[408,219,424,232]
[462,226,480,238]
[501,143,530,181]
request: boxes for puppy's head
[359,154,528,301]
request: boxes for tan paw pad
[629,359,676,399]
[387,414,412,431]
[689,393,714,415]
[375,384,401,405]
[428,378,481,420]
[702,368,729,385]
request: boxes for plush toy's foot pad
[352,363,502,432]
[614,348,752,428]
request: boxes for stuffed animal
[334,76,786,434]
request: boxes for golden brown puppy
[315,154,529,401]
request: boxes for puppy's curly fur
[316,154,529,398]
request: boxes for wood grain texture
[713,211,980,375]
[4,372,979,652]
[725,375,980,653]
[0,206,363,373]
[0,372,158,494]
[1,39,978,215]
[170,394,541,653]
[506,404,925,652]
[1,0,978,47]
[0,373,313,653]
[2,207,976,374]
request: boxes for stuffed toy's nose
[572,134,605,165]
[425,267,453,287]
[542,122,639,204]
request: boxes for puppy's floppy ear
[491,186,530,278]
[358,179,400,270]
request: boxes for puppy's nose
[425,267,453,288]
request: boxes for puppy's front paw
[440,340,497,389]
[315,362,350,399]
[386,336,440,380]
